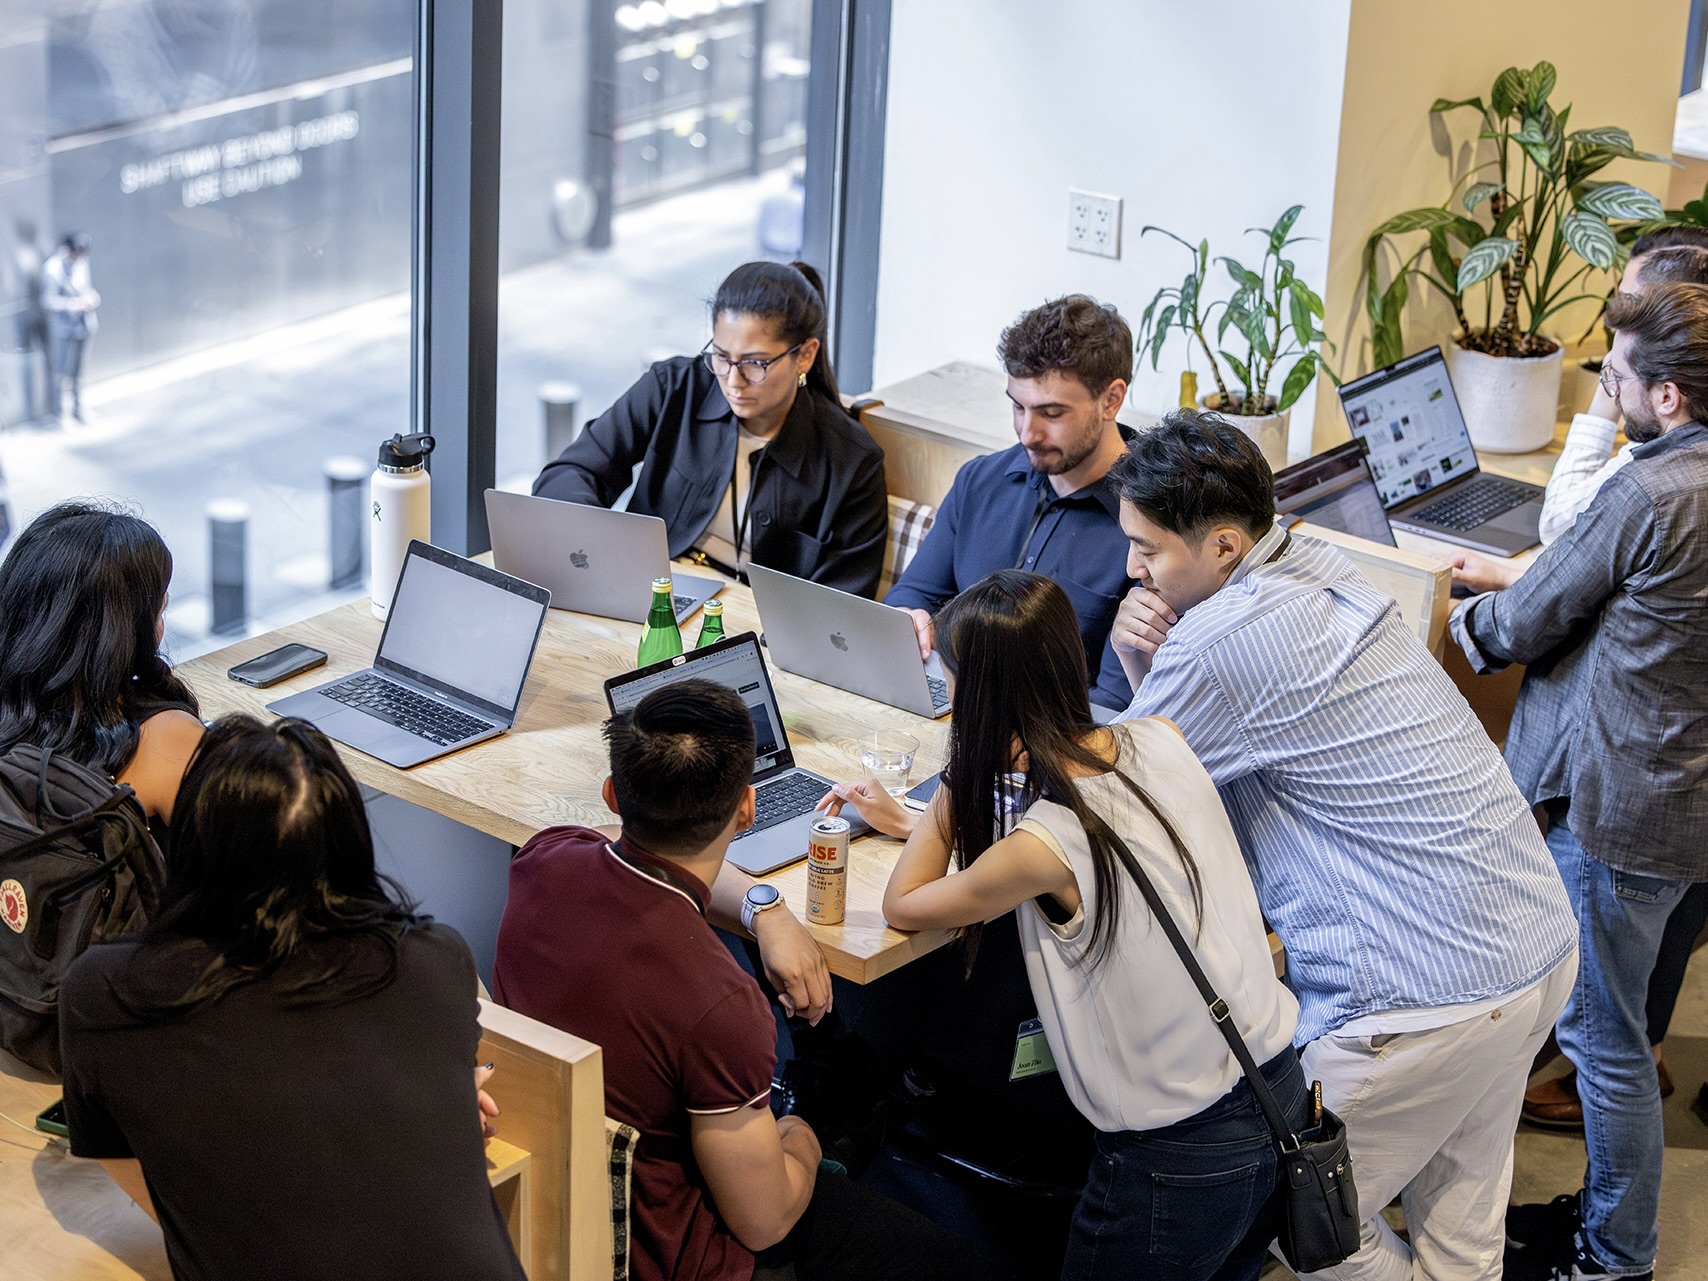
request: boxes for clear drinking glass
[859,729,920,796]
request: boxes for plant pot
[1202,393,1290,471]
[1444,341,1564,454]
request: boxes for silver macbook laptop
[485,489,722,623]
[1337,347,1543,556]
[603,631,869,877]
[746,563,951,719]
[268,540,550,768]
[1273,440,1397,547]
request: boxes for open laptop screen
[1273,441,1397,546]
[376,542,550,718]
[1338,347,1480,510]
[605,633,791,778]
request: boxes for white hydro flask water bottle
[369,432,435,620]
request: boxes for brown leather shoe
[1522,1070,1584,1129]
[1522,1062,1676,1130]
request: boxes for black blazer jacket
[533,356,888,598]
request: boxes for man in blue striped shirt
[1111,413,1576,1281]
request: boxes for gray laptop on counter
[1337,346,1544,556]
[485,489,722,623]
[603,631,869,876]
[746,563,952,719]
[268,540,550,768]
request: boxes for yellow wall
[1313,0,1692,450]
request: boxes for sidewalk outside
[0,173,787,662]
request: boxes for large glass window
[0,0,416,658]
[493,0,815,492]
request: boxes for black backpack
[0,744,167,1075]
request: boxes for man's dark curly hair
[997,295,1133,397]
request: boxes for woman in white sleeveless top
[877,570,1308,1281]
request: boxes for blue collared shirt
[885,441,1136,707]
[1119,530,1575,1043]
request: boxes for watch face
[748,884,781,907]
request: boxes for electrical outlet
[1067,190,1122,259]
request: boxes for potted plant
[1134,205,1332,470]
[1364,61,1667,452]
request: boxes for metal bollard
[539,381,582,461]
[324,455,367,590]
[207,499,250,636]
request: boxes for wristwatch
[741,884,784,934]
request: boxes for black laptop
[1337,347,1544,556]
[603,631,868,876]
[1272,440,1397,547]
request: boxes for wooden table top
[176,577,953,985]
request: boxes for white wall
[872,0,1353,457]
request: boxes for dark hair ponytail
[712,260,840,403]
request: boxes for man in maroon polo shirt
[493,679,971,1281]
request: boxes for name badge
[1009,1017,1058,1082]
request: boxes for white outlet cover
[1068,190,1122,259]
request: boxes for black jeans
[1645,880,1708,1045]
[753,1163,982,1281]
[1060,1049,1310,1281]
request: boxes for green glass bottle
[636,576,684,667]
[695,598,726,649]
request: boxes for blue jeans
[1061,1049,1311,1281]
[1550,821,1689,1275]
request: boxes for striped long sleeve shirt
[1120,528,1575,1043]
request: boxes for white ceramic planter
[1202,393,1290,471]
[1444,341,1564,454]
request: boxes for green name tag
[1009,1017,1058,1082]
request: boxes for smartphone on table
[227,643,328,688]
[36,1098,68,1138]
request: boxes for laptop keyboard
[743,773,825,834]
[928,675,950,712]
[1409,477,1535,531]
[323,674,491,746]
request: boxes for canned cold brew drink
[806,817,850,925]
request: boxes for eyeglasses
[701,341,803,385]
[1598,363,1630,397]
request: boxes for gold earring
[798,371,807,387]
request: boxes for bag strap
[1104,829,1304,1153]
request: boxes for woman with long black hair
[845,570,1307,1281]
[533,260,889,596]
[0,501,202,824]
[58,716,524,1280]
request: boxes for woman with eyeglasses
[533,260,889,597]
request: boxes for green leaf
[1220,257,1263,291]
[1457,236,1518,290]
[1372,206,1462,237]
[1288,286,1313,348]
[1681,198,1708,227]
[1428,227,1458,290]
[1491,67,1526,117]
[1575,182,1665,221]
[1178,272,1198,319]
[1431,95,1485,113]
[1268,204,1304,254]
[1561,210,1618,270]
[1373,271,1410,370]
[1489,202,1525,239]
[1527,61,1556,112]
[1515,117,1553,172]
[1223,352,1253,395]
[1148,305,1176,369]
[1277,353,1318,413]
[1463,181,1502,213]
[1568,126,1635,149]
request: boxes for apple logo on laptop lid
[829,632,848,652]
[569,549,590,569]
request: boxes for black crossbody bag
[1106,829,1361,1272]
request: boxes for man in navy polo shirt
[492,680,971,1281]
[886,294,1138,709]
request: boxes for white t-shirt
[695,427,768,571]
[1014,718,1299,1133]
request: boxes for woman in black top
[534,260,890,597]
[59,715,524,1281]
[0,501,202,823]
